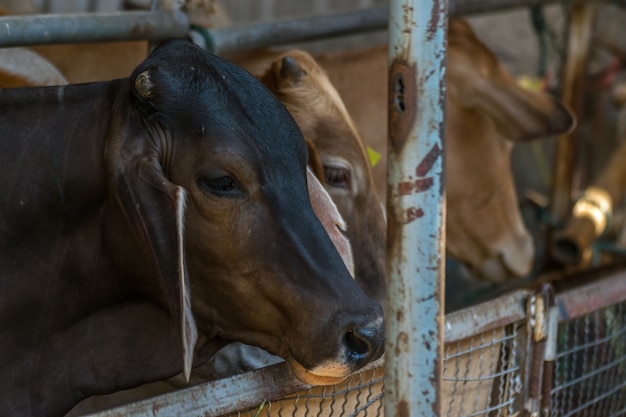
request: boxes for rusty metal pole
[385,1,447,416]
[0,11,188,47]
[546,4,596,259]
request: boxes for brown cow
[258,50,386,303]
[290,18,575,282]
[0,39,384,416]
[227,18,575,282]
[65,49,375,417]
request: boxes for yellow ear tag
[367,146,381,167]
[517,75,544,92]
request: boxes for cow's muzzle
[287,313,384,386]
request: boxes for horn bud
[135,70,154,98]
[280,56,306,83]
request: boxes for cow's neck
[25,299,223,416]
[0,82,207,416]
[0,80,146,325]
[0,82,121,229]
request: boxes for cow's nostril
[344,329,372,362]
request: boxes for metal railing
[82,290,531,417]
[80,268,626,417]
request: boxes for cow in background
[226,18,575,283]
[258,50,387,303]
[287,18,576,282]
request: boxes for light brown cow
[288,18,575,282]
[258,50,386,302]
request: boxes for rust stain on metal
[397,399,409,417]
[387,207,399,254]
[430,357,441,415]
[404,206,424,224]
[416,143,442,176]
[395,331,409,355]
[425,0,442,41]
[388,59,416,154]
[397,177,434,196]
[412,177,432,192]
[397,180,414,196]
[401,4,414,33]
[528,339,546,398]
[396,309,405,323]
[423,339,431,351]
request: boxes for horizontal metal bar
[210,0,601,54]
[0,1,599,51]
[556,267,626,320]
[449,0,598,15]
[444,289,530,342]
[0,11,188,47]
[86,358,384,417]
[210,6,387,54]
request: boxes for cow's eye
[197,175,240,196]
[324,166,351,189]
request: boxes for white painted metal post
[385,1,447,416]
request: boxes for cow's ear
[279,56,307,85]
[114,157,197,382]
[134,70,154,99]
[466,77,576,141]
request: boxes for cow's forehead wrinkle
[187,118,308,175]
[138,43,306,163]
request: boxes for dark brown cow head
[0,38,377,415]
[107,40,384,385]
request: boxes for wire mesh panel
[550,300,626,417]
[544,268,626,417]
[226,366,385,417]
[443,326,525,417]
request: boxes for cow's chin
[286,357,349,386]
